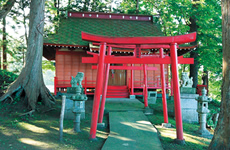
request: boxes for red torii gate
[81,31,196,143]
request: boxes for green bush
[0,69,18,93]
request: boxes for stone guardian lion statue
[70,72,84,88]
[181,72,193,88]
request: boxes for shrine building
[43,11,197,142]
[43,11,196,97]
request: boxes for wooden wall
[126,64,169,87]
[55,50,169,88]
[55,50,97,85]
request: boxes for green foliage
[42,59,55,72]
[60,0,111,13]
[118,0,222,100]
[0,69,18,85]
[0,69,18,95]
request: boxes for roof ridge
[68,11,154,22]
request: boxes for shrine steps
[106,86,129,98]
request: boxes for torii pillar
[143,64,148,108]
[170,43,184,144]
[98,46,112,125]
[160,48,169,124]
[89,43,106,140]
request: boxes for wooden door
[108,64,126,86]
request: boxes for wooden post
[170,43,184,141]
[89,42,106,140]
[171,67,174,96]
[54,77,57,95]
[98,46,112,123]
[143,64,148,107]
[160,48,168,123]
[84,76,87,95]
[59,95,66,142]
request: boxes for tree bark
[136,0,139,14]
[3,17,7,70]
[189,16,199,88]
[202,70,208,89]
[208,0,230,149]
[0,0,55,110]
[0,0,16,20]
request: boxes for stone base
[148,98,157,104]
[169,96,174,100]
[89,138,98,142]
[157,93,169,99]
[180,87,196,94]
[174,139,186,145]
[182,109,198,123]
[162,123,172,128]
[129,95,136,99]
[144,107,153,115]
[148,91,157,104]
[181,94,199,123]
[196,129,213,138]
[97,123,106,128]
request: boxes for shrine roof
[44,12,163,46]
[43,12,196,60]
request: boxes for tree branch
[0,0,16,20]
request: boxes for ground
[144,97,214,150]
[0,89,218,149]
[0,96,109,150]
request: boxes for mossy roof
[43,17,163,46]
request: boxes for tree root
[0,86,21,102]
[19,110,35,117]
[0,76,56,113]
[8,96,14,104]
[42,108,56,113]
[2,95,14,104]
[41,86,56,107]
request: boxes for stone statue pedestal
[180,87,196,94]
[180,94,199,123]
[180,87,198,123]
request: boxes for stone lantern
[67,72,88,132]
[195,88,212,136]
[71,91,87,132]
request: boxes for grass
[0,94,219,150]
[145,98,214,150]
[0,96,109,150]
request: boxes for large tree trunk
[136,0,139,14]
[208,0,230,149]
[189,16,199,88]
[3,17,7,70]
[0,0,55,110]
[202,70,208,86]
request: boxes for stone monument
[180,72,199,123]
[68,72,87,132]
[148,91,157,104]
[195,88,212,136]
[70,93,87,132]
[64,72,86,120]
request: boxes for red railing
[54,76,172,95]
[128,77,171,95]
[54,76,96,95]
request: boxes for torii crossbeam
[81,31,196,143]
